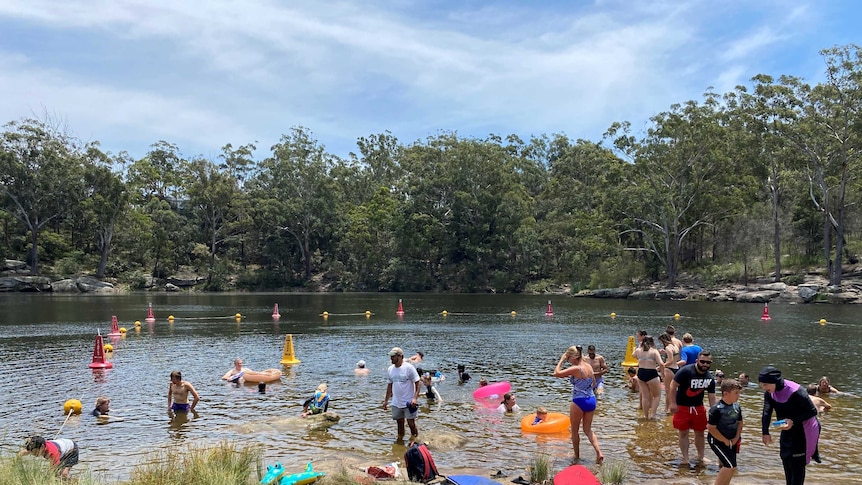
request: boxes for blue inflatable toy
[261,462,286,485]
[279,462,325,485]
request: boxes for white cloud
[0,0,843,157]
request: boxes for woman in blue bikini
[554,345,604,464]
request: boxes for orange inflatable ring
[520,412,570,433]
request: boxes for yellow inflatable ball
[63,399,82,415]
[103,343,114,352]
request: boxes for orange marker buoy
[272,303,280,319]
[89,334,114,369]
[107,315,122,337]
[761,303,771,321]
[545,300,554,316]
[396,299,405,315]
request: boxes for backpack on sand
[404,442,439,482]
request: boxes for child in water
[301,383,329,417]
[422,373,443,403]
[532,407,548,425]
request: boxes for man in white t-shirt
[382,347,421,438]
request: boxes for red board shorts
[673,405,707,431]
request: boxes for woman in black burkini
[758,366,821,485]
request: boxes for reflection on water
[1,293,860,484]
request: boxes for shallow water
[0,293,859,484]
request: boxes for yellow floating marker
[610,312,616,318]
[365,310,372,318]
[674,313,681,320]
[322,311,329,318]
[235,313,242,321]
[820,318,827,325]
[511,311,517,316]
[103,343,113,352]
[119,327,127,333]
[134,320,141,327]
[280,334,301,364]
[441,310,448,316]
[621,336,639,368]
[63,399,82,415]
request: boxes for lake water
[1,293,860,484]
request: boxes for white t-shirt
[496,403,521,413]
[388,362,420,408]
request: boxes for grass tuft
[527,452,552,484]
[128,440,262,485]
[598,460,628,485]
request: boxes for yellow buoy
[365,310,371,317]
[134,320,141,327]
[621,336,639,367]
[442,310,448,316]
[235,313,242,319]
[322,311,329,318]
[63,399,82,415]
[674,313,681,320]
[511,311,517,316]
[820,318,827,325]
[168,315,175,321]
[280,334,301,364]
[610,312,616,318]
[103,343,113,352]
[119,327,127,333]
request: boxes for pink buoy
[107,315,122,337]
[145,303,156,323]
[545,300,554,316]
[396,299,405,315]
[761,303,771,321]
[89,334,114,369]
[272,303,280,319]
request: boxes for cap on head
[388,347,403,357]
[24,435,46,451]
[356,360,366,368]
[758,366,782,384]
[715,370,725,377]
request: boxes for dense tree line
[1,45,860,292]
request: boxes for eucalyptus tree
[398,133,536,291]
[124,141,188,277]
[82,147,130,278]
[724,76,802,281]
[607,92,740,287]
[0,118,87,274]
[252,126,340,282]
[183,155,241,288]
[540,135,624,285]
[781,45,862,285]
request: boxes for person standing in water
[585,345,608,396]
[554,345,603,464]
[759,366,821,485]
[168,370,200,413]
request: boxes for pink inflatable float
[472,381,511,400]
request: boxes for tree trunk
[832,160,848,286]
[771,178,781,282]
[96,221,114,279]
[29,227,39,274]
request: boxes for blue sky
[0,1,859,162]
